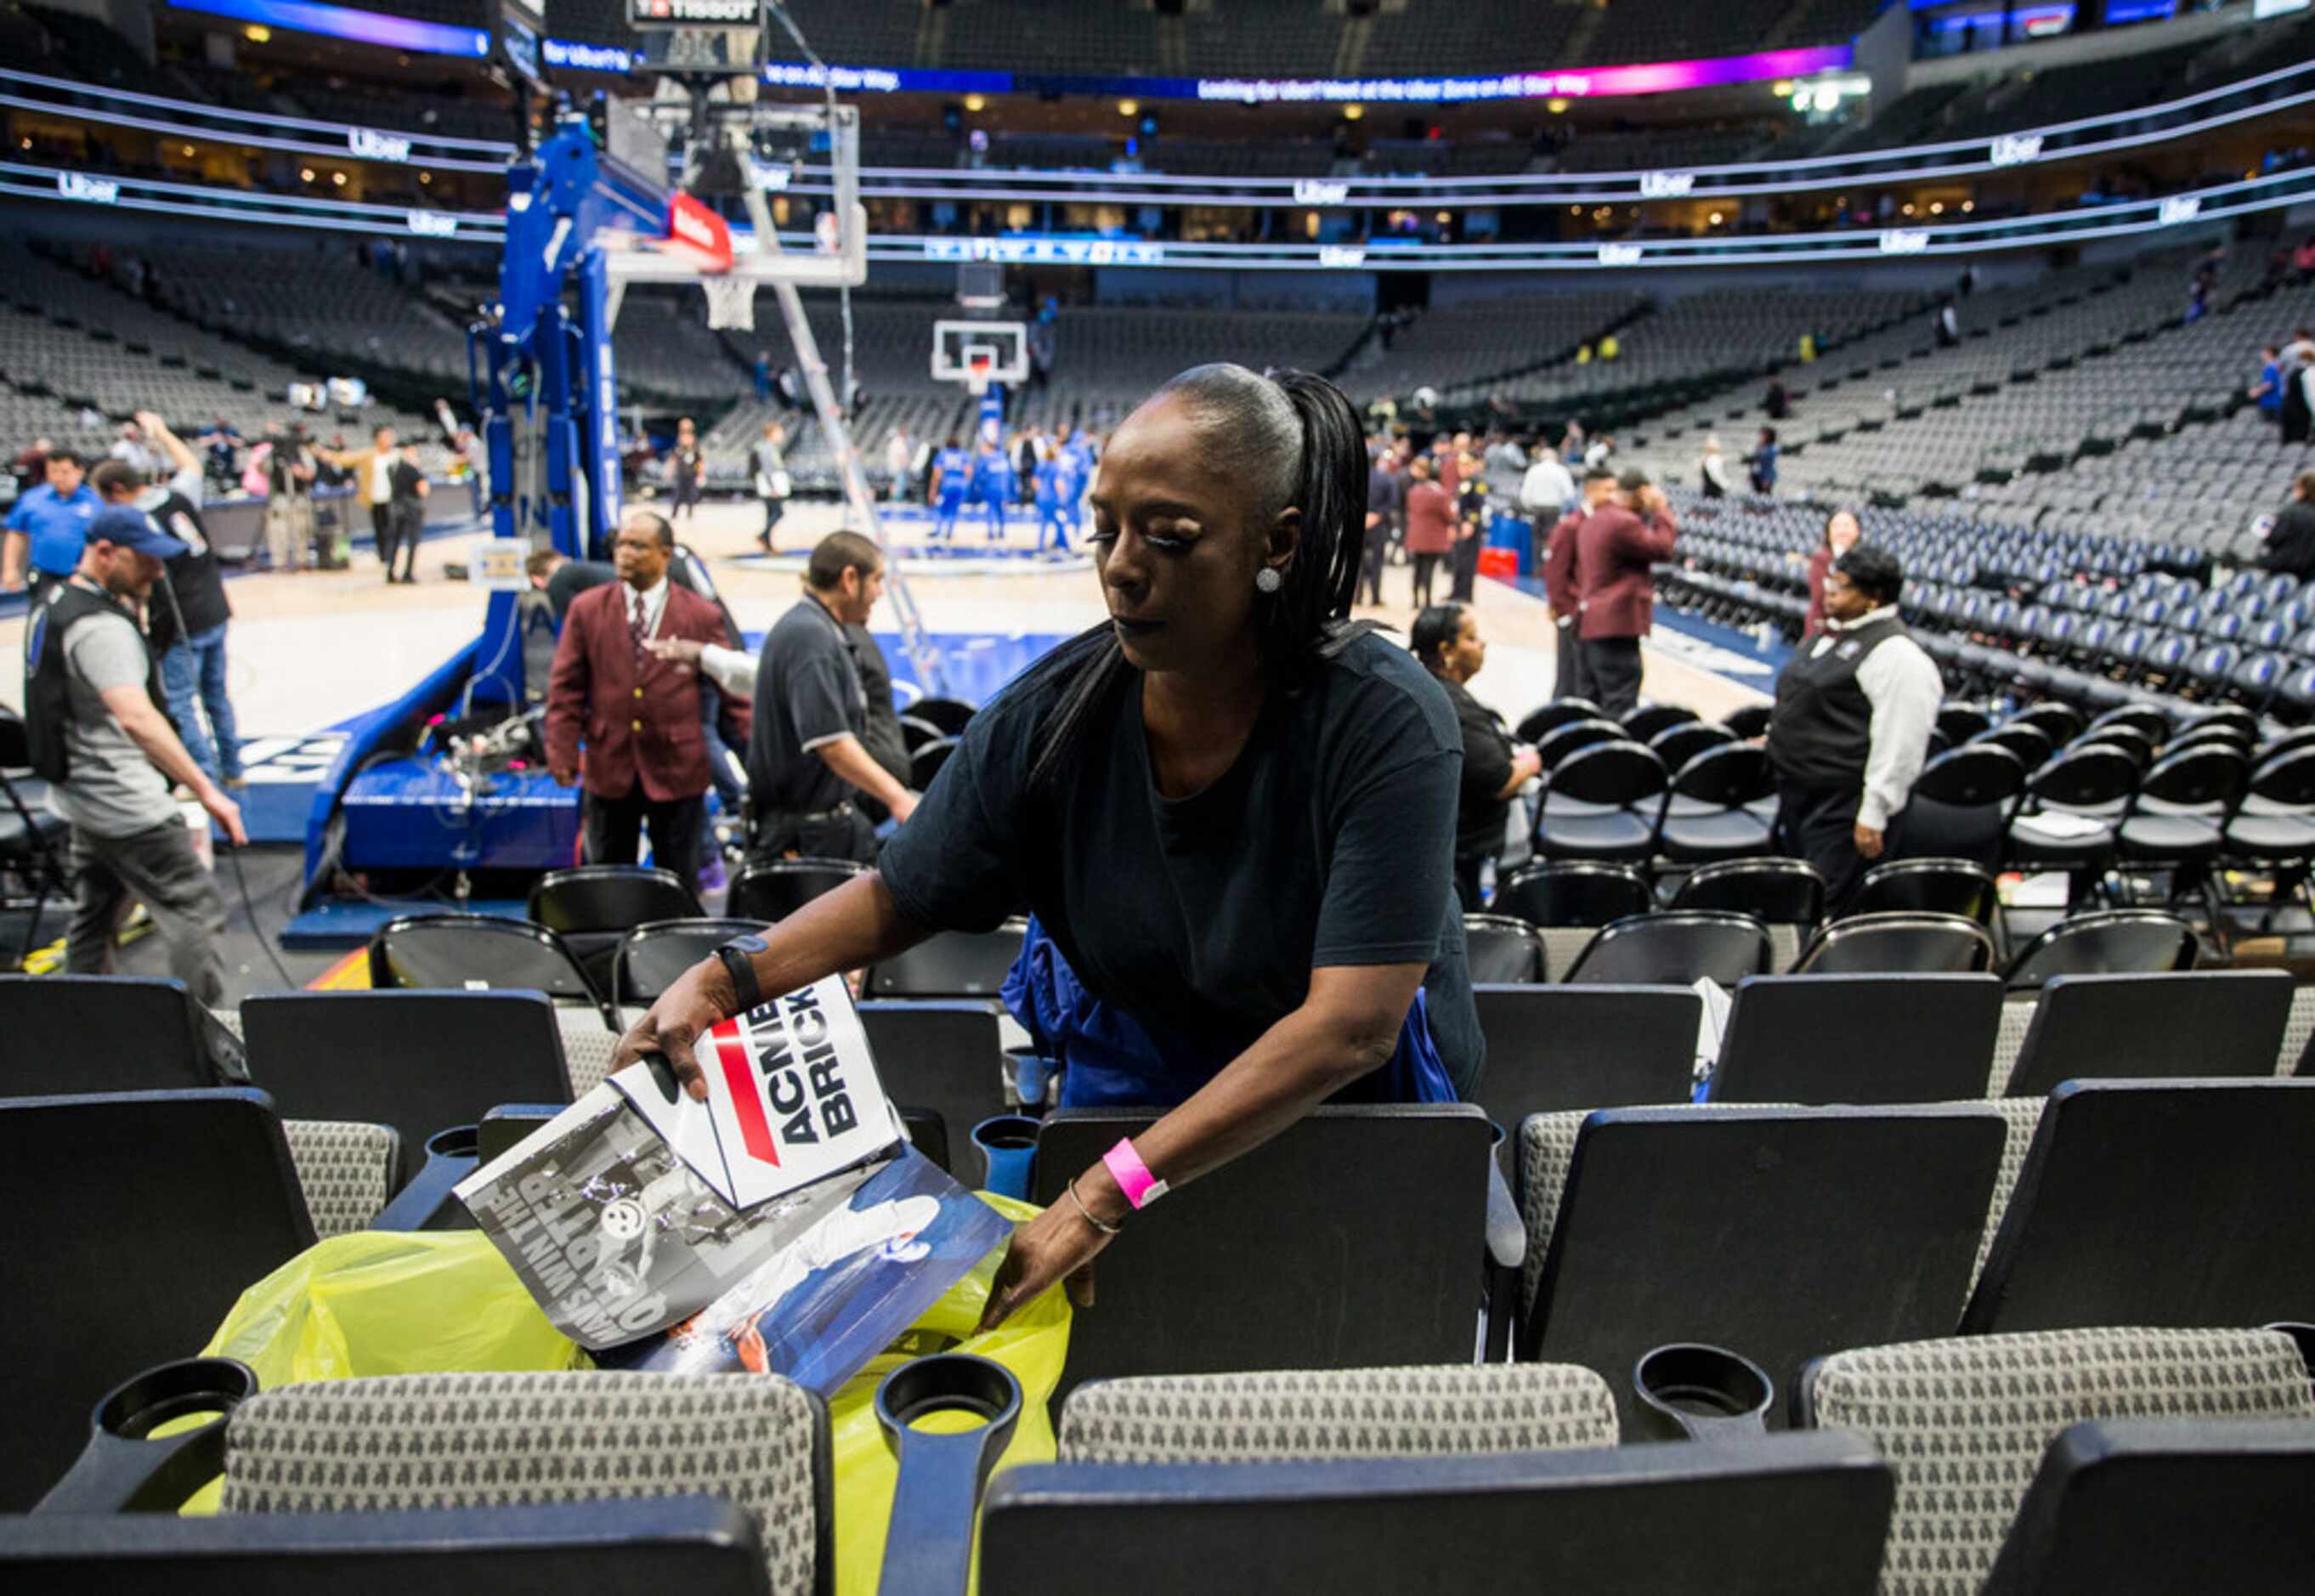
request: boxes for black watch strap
[715,936,768,1016]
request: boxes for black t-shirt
[2265,501,2315,579]
[142,490,229,651]
[846,622,910,788]
[1440,675,1514,868]
[878,629,1482,1095]
[388,459,425,503]
[749,595,867,813]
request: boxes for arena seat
[1847,857,2000,930]
[1709,973,2002,1106]
[1459,914,1544,984]
[1534,741,1667,863]
[0,1499,772,1593]
[280,1118,401,1238]
[2003,743,2140,901]
[1983,1417,2315,1595]
[613,916,775,1005]
[2109,743,2250,918]
[908,737,959,791]
[368,914,616,1027]
[725,857,869,924]
[1999,970,2294,1097]
[1030,1106,1493,1402]
[1514,699,1604,744]
[1490,861,1653,975]
[1471,985,1700,1125]
[907,697,976,737]
[0,708,68,965]
[0,973,235,1095]
[241,991,574,1186]
[0,1089,315,1512]
[2000,908,2199,989]
[982,1431,1893,1595]
[1961,1078,2315,1334]
[1648,720,1734,773]
[1901,743,2029,869]
[863,920,1027,999]
[1620,705,1697,744]
[1515,1103,2006,1437]
[1796,1328,2315,1596]
[1789,911,1995,976]
[1719,704,1773,740]
[1058,1364,1618,1464]
[857,1000,1010,1154]
[1530,716,1625,774]
[1654,744,1774,864]
[526,865,703,989]
[1562,910,1771,987]
[1667,857,1825,971]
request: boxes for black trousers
[584,788,705,880]
[1777,782,1908,918]
[1448,531,1480,602]
[672,475,701,518]
[388,500,421,580]
[1554,617,1591,702]
[1360,527,1390,606]
[1583,636,1644,720]
[749,803,878,867]
[369,501,397,579]
[1452,853,1489,915]
[1412,552,1442,608]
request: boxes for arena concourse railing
[5,43,2314,207]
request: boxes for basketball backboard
[931,320,1030,389]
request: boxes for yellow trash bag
[195,1196,1069,1596]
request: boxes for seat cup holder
[971,1114,1039,1202]
[1633,1343,1774,1444]
[874,1354,1023,1596]
[426,1124,480,1160]
[36,1356,260,1514]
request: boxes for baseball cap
[88,505,187,560]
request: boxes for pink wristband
[1102,1137,1169,1211]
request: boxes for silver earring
[1254,568,1282,594]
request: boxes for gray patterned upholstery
[1059,1365,1618,1464]
[281,1119,399,1237]
[1803,1327,2315,1596]
[1518,1104,1791,1314]
[209,1006,245,1039]
[1768,922,1803,974]
[1539,927,1598,980]
[554,1005,622,1095]
[1969,1097,2048,1294]
[1987,993,2040,1096]
[2278,983,2315,1077]
[223,1372,824,1596]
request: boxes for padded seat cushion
[1536,812,1654,857]
[2116,814,2224,857]
[2222,814,2315,855]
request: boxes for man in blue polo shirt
[2,448,99,597]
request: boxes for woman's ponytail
[1260,368,1371,677]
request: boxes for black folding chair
[1621,704,1699,743]
[2112,744,2250,936]
[1516,1104,2006,1437]
[1563,910,1772,986]
[1999,970,2294,1096]
[908,695,976,736]
[1849,857,1998,927]
[526,863,701,936]
[0,974,229,1095]
[0,1499,773,1593]
[910,737,959,790]
[1033,1106,1493,1403]
[369,913,614,1026]
[1655,744,1774,864]
[1461,914,1545,983]
[1648,721,1733,773]
[241,990,574,1187]
[725,857,869,923]
[1983,1418,2315,1596]
[2003,744,2139,907]
[1938,704,1994,744]
[2004,702,2085,747]
[2001,908,2199,989]
[1471,983,1701,1128]
[1711,973,2003,1105]
[1789,911,1995,975]
[981,1432,1893,1596]
[863,919,1029,999]
[1668,857,1826,971]
[1531,716,1625,773]
[612,917,773,1006]
[1480,861,1651,976]
[858,999,1010,1161]
[1514,699,1604,744]
[0,1089,314,1511]
[2084,702,2171,745]
[1962,1078,2315,1333]
[1535,741,1667,863]
[1719,703,1773,740]
[2221,746,2315,928]
[1904,743,2029,869]
[0,708,69,970]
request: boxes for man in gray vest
[1766,543,1941,913]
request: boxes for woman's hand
[976,1168,1124,1332]
[611,957,739,1101]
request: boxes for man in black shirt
[386,444,427,584]
[745,532,916,863]
[89,415,241,785]
[2261,469,2315,580]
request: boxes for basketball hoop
[704,273,756,331]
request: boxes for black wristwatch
[715,936,768,1016]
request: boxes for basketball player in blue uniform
[929,434,970,544]
[970,437,1012,540]
[1033,450,1070,555]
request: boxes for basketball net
[704,274,756,331]
[965,352,993,397]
